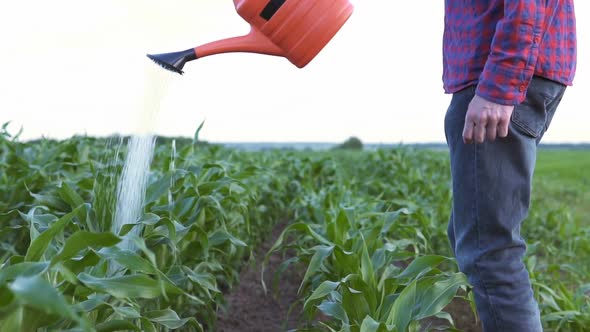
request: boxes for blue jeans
[444,76,566,332]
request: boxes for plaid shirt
[443,0,577,105]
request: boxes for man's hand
[463,95,515,144]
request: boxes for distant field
[534,149,590,223]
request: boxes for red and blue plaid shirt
[443,0,577,105]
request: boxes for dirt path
[446,298,482,332]
[216,222,305,332]
[421,297,482,332]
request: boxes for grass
[534,149,590,224]
[527,149,590,331]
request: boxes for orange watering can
[147,0,354,74]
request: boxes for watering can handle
[195,27,284,59]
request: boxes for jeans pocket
[511,76,566,138]
[511,102,546,138]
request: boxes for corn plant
[1,122,588,331]
[0,126,288,331]
[263,151,471,331]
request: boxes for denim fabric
[444,76,566,332]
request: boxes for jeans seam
[512,117,540,138]
[473,142,502,331]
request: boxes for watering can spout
[195,27,284,59]
[147,27,283,75]
[148,0,354,75]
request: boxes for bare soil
[446,297,483,332]
[215,221,306,332]
[421,295,483,331]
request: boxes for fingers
[486,114,499,141]
[464,113,488,144]
[474,118,487,143]
[462,120,474,144]
[462,95,514,144]
[486,123,497,141]
[497,116,510,138]
[465,117,507,144]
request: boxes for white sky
[0,1,588,143]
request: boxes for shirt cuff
[476,62,533,106]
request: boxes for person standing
[442,1,577,331]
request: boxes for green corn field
[0,122,588,332]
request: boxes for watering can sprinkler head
[147,49,196,75]
[147,0,354,75]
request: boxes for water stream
[112,60,173,251]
